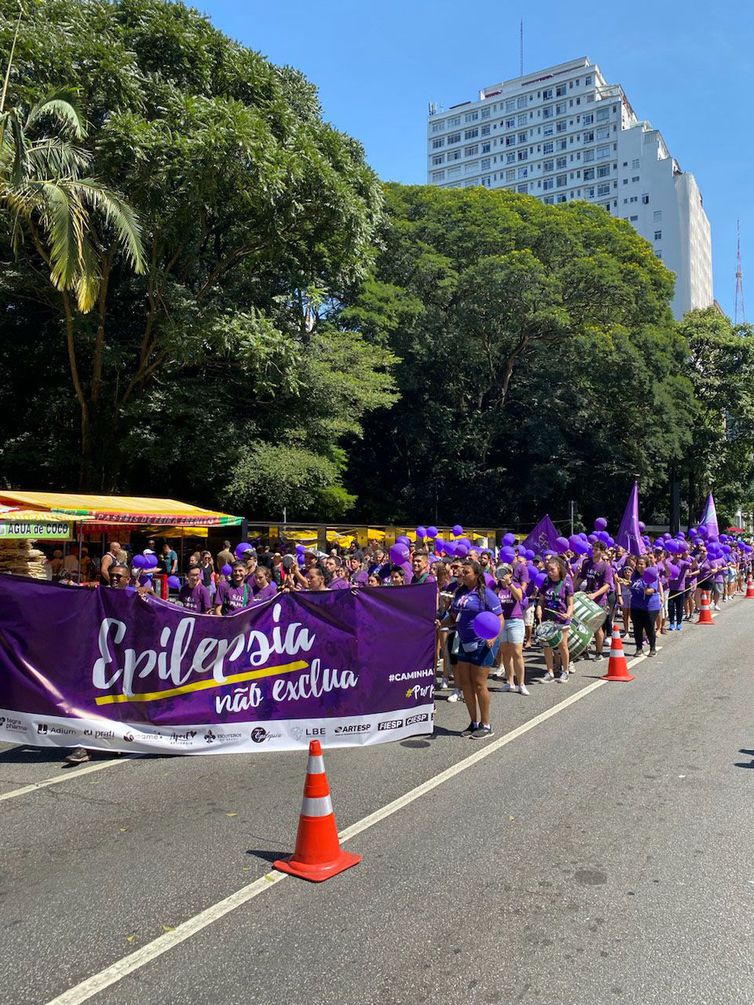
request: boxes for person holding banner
[178,565,213,613]
[214,563,251,615]
[440,560,503,739]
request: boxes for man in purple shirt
[214,563,250,615]
[178,565,213,613]
[580,541,614,659]
[411,550,435,586]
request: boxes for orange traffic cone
[746,578,754,599]
[697,590,715,626]
[601,623,635,682]
[274,739,361,882]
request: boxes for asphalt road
[1,598,753,1005]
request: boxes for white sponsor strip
[42,672,622,1005]
[0,755,138,803]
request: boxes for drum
[572,591,608,633]
[534,620,562,648]
[567,618,593,660]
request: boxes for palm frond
[27,138,91,178]
[73,234,101,312]
[27,94,86,140]
[2,109,29,186]
[37,181,87,293]
[76,178,146,274]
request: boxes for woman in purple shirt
[495,562,529,695]
[536,557,574,683]
[251,565,279,604]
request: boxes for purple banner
[521,515,562,555]
[616,481,646,556]
[0,578,436,753]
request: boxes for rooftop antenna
[735,218,746,324]
[519,19,524,77]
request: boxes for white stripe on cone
[301,794,334,817]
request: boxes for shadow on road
[733,748,754,769]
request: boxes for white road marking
[43,660,648,1005]
[0,755,138,803]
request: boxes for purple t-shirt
[329,578,350,590]
[496,583,525,620]
[178,583,212,613]
[581,559,614,607]
[668,558,691,592]
[452,586,503,644]
[215,581,249,614]
[251,582,278,603]
[538,576,574,626]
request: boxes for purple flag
[521,515,562,555]
[698,493,719,538]
[616,482,646,556]
[0,577,435,754]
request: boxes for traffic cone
[746,578,754,599]
[273,739,361,882]
[601,624,634,682]
[697,590,715,626]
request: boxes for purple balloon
[416,526,427,539]
[221,563,233,576]
[390,543,409,564]
[665,563,680,579]
[444,541,456,557]
[473,611,500,640]
[638,521,646,533]
[132,554,147,569]
[534,571,548,589]
[484,572,495,587]
[452,524,464,537]
[235,542,252,559]
[503,533,516,547]
[396,535,410,546]
[594,517,608,531]
[427,526,438,539]
[588,534,598,543]
[435,536,445,552]
[145,553,159,569]
[642,567,659,584]
[524,549,535,560]
[573,539,588,555]
[455,544,469,558]
[167,575,181,589]
[526,563,538,578]
[555,536,570,552]
[500,546,516,562]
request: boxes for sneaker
[542,671,555,682]
[557,670,569,683]
[568,663,576,674]
[594,653,604,661]
[437,677,449,690]
[667,624,675,632]
[64,746,90,765]
[519,684,530,696]
[648,649,656,657]
[676,623,683,633]
[713,604,720,611]
[460,721,479,737]
[470,725,493,739]
[508,683,520,693]
[447,689,463,702]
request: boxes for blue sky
[202,0,753,318]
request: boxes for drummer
[536,556,574,683]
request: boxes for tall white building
[426,56,713,318]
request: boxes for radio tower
[734,219,746,324]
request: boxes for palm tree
[0,8,145,312]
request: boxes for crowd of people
[42,523,752,752]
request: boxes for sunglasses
[110,574,125,581]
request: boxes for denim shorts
[459,638,500,668]
[500,619,525,645]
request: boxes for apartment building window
[447,149,461,162]
[464,110,479,123]
[543,123,554,137]
[642,193,650,204]
[505,168,515,181]
[582,113,594,125]
[543,141,554,154]
[481,142,491,153]
[505,98,516,112]
[505,135,516,147]
[447,115,461,128]
[481,124,491,137]
[517,166,528,179]
[517,113,527,126]
[431,170,445,182]
[432,138,445,149]
[448,132,461,145]
[583,130,594,143]
[585,186,595,198]
[518,131,528,144]
[556,155,567,169]
[517,150,528,161]
[481,157,491,170]
[656,250,662,259]
[465,161,478,174]
[517,183,528,193]
[465,144,479,156]
[447,165,461,178]
[629,195,638,202]
[517,95,527,108]
[556,84,567,97]
[432,154,444,166]
[544,195,555,204]
[431,121,445,134]
[629,214,638,221]
[556,120,567,133]
[632,158,640,169]
[506,152,516,164]
[556,194,567,203]
[542,88,553,99]
[597,164,610,178]
[481,107,491,119]
[583,149,594,163]
[557,174,567,187]
[464,128,479,140]
[597,183,610,196]
[631,175,639,182]
[543,178,554,190]
[654,230,662,240]
[622,178,628,185]
[556,102,567,115]
[481,175,492,187]
[585,75,592,85]
[653,210,663,223]
[557,139,567,151]
[543,159,554,172]
[596,125,610,139]
[596,145,610,160]
[596,107,610,122]
[542,105,553,119]
[583,167,595,180]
